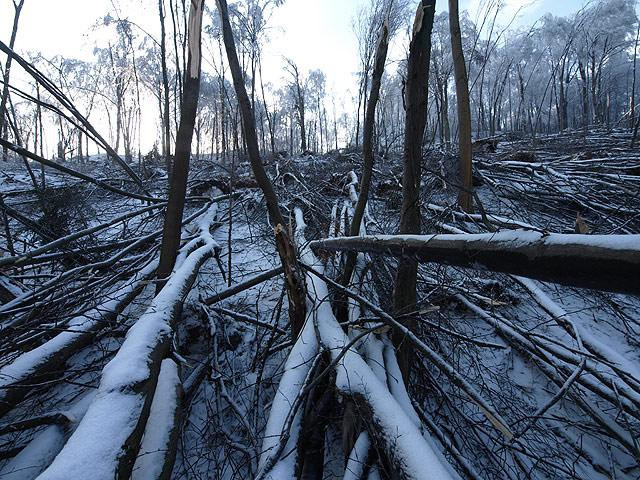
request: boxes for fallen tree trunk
[131,358,182,480]
[310,232,640,295]
[0,40,148,192]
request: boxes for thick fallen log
[310,232,640,295]
[131,359,181,480]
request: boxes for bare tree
[284,58,307,152]
[217,0,307,338]
[159,0,173,177]
[341,19,390,295]
[449,0,473,212]
[392,0,436,381]
[0,0,25,161]
[157,0,206,287]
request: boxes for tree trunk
[341,21,389,294]
[632,24,640,129]
[311,233,640,296]
[159,0,173,180]
[217,0,307,339]
[0,0,25,162]
[156,0,206,289]
[392,0,436,383]
[449,0,473,213]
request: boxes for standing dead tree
[157,0,206,287]
[217,0,307,339]
[340,20,390,295]
[284,58,307,153]
[392,0,436,381]
[449,0,473,213]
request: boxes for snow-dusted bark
[311,232,640,295]
[131,359,181,480]
[294,208,457,480]
[257,273,320,476]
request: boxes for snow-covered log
[131,359,181,480]
[292,208,458,480]
[310,232,640,295]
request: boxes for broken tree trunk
[217,0,306,339]
[157,0,206,289]
[392,0,436,382]
[310,232,640,296]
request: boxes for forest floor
[0,128,639,479]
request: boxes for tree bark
[217,0,307,339]
[340,21,389,298]
[392,0,436,383]
[449,0,473,213]
[157,0,206,289]
[311,233,640,296]
[159,0,173,180]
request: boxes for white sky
[0,0,587,152]
[1,0,587,89]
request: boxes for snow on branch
[293,207,457,480]
[0,258,158,419]
[310,232,640,295]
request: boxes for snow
[292,207,457,480]
[343,431,371,480]
[257,297,319,477]
[0,426,66,480]
[515,276,640,393]
[131,359,180,480]
[0,392,95,480]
